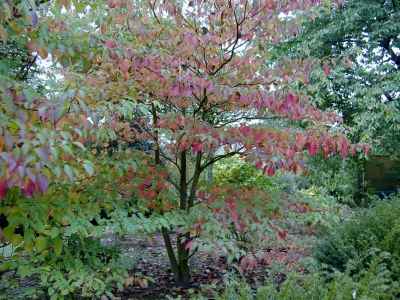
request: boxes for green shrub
[314,194,400,280]
[214,156,284,192]
[189,251,399,300]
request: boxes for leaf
[308,140,317,156]
[36,174,49,195]
[0,24,8,45]
[185,240,195,250]
[2,93,16,116]
[53,236,63,258]
[278,231,286,240]
[267,167,275,177]
[64,165,74,181]
[22,178,36,198]
[198,190,206,198]
[30,11,38,28]
[175,14,183,24]
[324,65,330,76]
[83,161,94,176]
[231,210,238,220]
[101,24,106,34]
[0,178,7,200]
[52,107,67,124]
[35,236,47,253]
[60,55,70,68]
[11,234,23,246]
[192,143,203,153]
[120,59,130,73]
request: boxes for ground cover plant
[0,0,374,298]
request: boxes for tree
[63,0,370,287]
[1,0,369,293]
[271,0,400,157]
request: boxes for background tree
[271,0,400,157]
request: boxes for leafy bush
[0,233,131,300]
[214,156,284,192]
[188,251,398,299]
[314,194,400,280]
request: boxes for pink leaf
[278,231,286,240]
[299,205,307,213]
[192,142,203,153]
[324,65,330,76]
[185,240,195,250]
[120,59,130,73]
[267,167,275,177]
[255,161,262,170]
[171,84,181,96]
[101,24,106,34]
[231,210,238,220]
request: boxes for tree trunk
[173,259,190,287]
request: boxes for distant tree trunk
[206,153,214,184]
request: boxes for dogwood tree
[1,0,369,290]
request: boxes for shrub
[189,251,399,300]
[214,156,284,192]
[314,194,400,280]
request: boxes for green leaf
[53,237,63,258]
[2,93,16,116]
[35,236,47,253]
[18,265,31,279]
[24,228,34,244]
[64,165,74,181]
[50,227,60,239]
[11,234,23,246]
[83,160,95,176]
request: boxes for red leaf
[278,231,286,240]
[21,178,36,198]
[0,178,7,200]
[308,141,317,156]
[198,190,206,199]
[267,167,275,177]
[192,142,203,153]
[185,240,195,250]
[231,210,238,220]
[101,25,106,34]
[255,161,262,170]
[157,181,165,190]
[292,164,297,174]
[147,237,153,245]
[299,205,307,213]
[109,1,116,8]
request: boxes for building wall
[365,156,400,191]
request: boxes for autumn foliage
[0,0,369,292]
